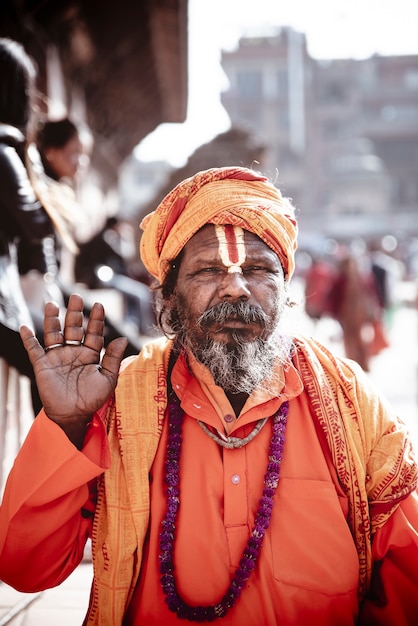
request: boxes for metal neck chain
[197,417,269,449]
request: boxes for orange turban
[140,166,298,282]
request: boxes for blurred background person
[0,37,55,416]
[18,116,83,357]
[36,117,83,183]
[29,115,87,285]
[35,117,155,342]
[368,238,404,330]
[327,251,387,372]
[303,253,337,323]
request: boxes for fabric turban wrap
[140,166,298,283]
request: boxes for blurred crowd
[302,237,405,372]
[0,37,155,426]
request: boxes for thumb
[20,324,45,366]
[100,337,130,376]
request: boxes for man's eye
[244,266,266,273]
[197,267,222,274]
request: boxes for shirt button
[224,414,234,423]
[231,474,240,485]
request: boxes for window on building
[237,71,262,98]
[377,139,418,169]
[405,70,418,90]
[381,105,418,124]
[319,81,346,104]
[277,70,288,96]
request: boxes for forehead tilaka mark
[215,225,246,273]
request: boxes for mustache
[197,301,269,328]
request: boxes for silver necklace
[197,417,269,449]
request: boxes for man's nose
[218,271,251,300]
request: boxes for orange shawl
[84,336,417,624]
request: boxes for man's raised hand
[20,293,128,446]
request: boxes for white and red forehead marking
[215,225,246,273]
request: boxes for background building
[220,28,418,248]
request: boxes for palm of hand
[20,293,129,424]
[35,346,118,420]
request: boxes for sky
[135,0,418,167]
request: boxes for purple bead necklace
[159,394,289,621]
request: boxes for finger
[43,300,64,348]
[82,302,106,353]
[63,297,85,344]
[20,324,46,365]
[100,337,129,376]
[66,292,84,312]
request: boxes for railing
[0,360,34,497]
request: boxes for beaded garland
[159,394,289,621]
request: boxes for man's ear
[284,281,297,308]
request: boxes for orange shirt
[124,354,360,625]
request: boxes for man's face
[170,224,290,392]
[45,135,83,180]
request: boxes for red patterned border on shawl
[294,339,371,598]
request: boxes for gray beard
[174,300,293,394]
[189,328,292,394]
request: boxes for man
[36,117,84,182]
[0,166,418,625]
